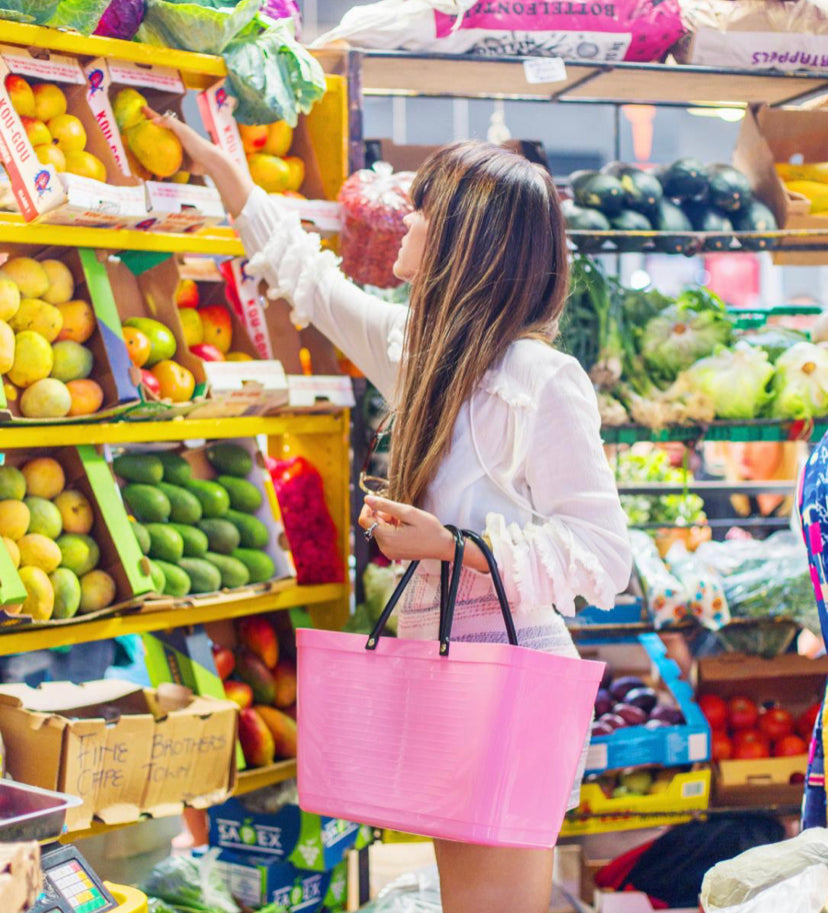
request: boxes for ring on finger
[364,521,379,542]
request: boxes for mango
[197,518,239,555]
[225,351,253,362]
[224,680,253,709]
[273,659,297,709]
[57,533,99,576]
[158,452,192,486]
[218,475,262,514]
[239,124,268,155]
[232,548,275,584]
[113,88,148,132]
[54,490,93,534]
[264,121,293,158]
[5,75,35,118]
[254,705,297,759]
[247,153,290,193]
[21,117,51,148]
[64,150,106,183]
[238,617,279,669]
[21,457,64,499]
[0,466,26,501]
[9,331,53,388]
[3,537,19,568]
[79,569,116,613]
[1,258,48,299]
[179,307,203,347]
[178,557,221,594]
[35,144,65,172]
[123,318,175,367]
[33,83,67,122]
[19,565,54,621]
[49,567,81,619]
[50,340,93,382]
[186,479,229,518]
[235,647,276,703]
[205,443,253,477]
[122,484,170,523]
[25,497,62,539]
[157,482,201,524]
[20,378,71,419]
[56,300,95,343]
[125,146,153,181]
[113,453,163,485]
[48,114,86,152]
[284,156,305,193]
[10,298,63,341]
[0,319,13,374]
[175,279,200,310]
[40,259,74,305]
[0,500,29,540]
[17,534,61,573]
[66,379,103,416]
[198,305,232,354]
[150,360,194,403]
[126,120,183,178]
[238,707,275,768]
[152,559,191,598]
[0,277,20,321]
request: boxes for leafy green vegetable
[678,344,774,420]
[46,0,109,32]
[771,341,828,419]
[142,855,238,913]
[614,450,705,529]
[140,0,261,54]
[739,326,809,363]
[641,300,732,383]
[147,899,179,913]
[0,0,59,24]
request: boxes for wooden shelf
[0,582,347,656]
[359,51,828,107]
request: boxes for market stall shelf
[602,417,828,445]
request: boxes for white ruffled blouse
[237,188,632,618]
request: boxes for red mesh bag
[268,456,345,585]
[337,164,415,288]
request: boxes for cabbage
[679,344,773,419]
[0,0,59,24]
[46,0,109,32]
[141,0,262,54]
[642,302,732,382]
[94,0,146,38]
[771,341,828,419]
[739,325,808,363]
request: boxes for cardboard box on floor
[0,46,146,226]
[0,679,238,831]
[0,245,140,423]
[696,652,828,806]
[0,444,153,626]
[733,104,828,265]
[0,843,41,913]
[84,58,224,232]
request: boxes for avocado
[158,482,202,525]
[205,443,253,478]
[179,557,222,594]
[197,518,240,555]
[225,509,270,549]
[123,484,171,523]
[169,523,209,558]
[217,475,263,514]
[157,451,192,486]
[205,551,250,589]
[232,548,276,584]
[130,520,151,556]
[148,559,166,594]
[146,523,184,564]
[185,479,230,518]
[153,560,191,598]
[113,453,163,485]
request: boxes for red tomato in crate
[774,734,808,758]
[733,729,770,755]
[797,702,822,740]
[698,694,728,731]
[711,730,733,761]
[727,696,759,731]
[758,707,794,742]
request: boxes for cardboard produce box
[84,58,224,233]
[696,652,828,807]
[0,843,41,913]
[579,635,710,775]
[0,46,146,226]
[733,104,828,265]
[0,245,140,423]
[0,444,153,626]
[0,680,238,830]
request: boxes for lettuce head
[642,303,732,382]
[679,344,773,420]
[771,341,828,419]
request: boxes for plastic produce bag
[141,851,239,913]
[314,0,686,64]
[666,541,730,630]
[359,867,442,913]
[338,164,414,289]
[701,828,828,913]
[629,530,690,628]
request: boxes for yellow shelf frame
[0,582,346,655]
[0,216,243,256]
[0,413,343,448]
[0,21,227,90]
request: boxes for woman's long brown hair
[387,140,569,507]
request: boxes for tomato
[733,729,770,753]
[698,694,728,731]
[797,702,823,740]
[758,706,794,742]
[212,645,235,680]
[733,740,770,760]
[150,359,195,403]
[123,326,151,368]
[774,734,808,758]
[727,695,759,731]
[140,368,161,397]
[711,730,733,761]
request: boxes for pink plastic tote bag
[297,527,605,848]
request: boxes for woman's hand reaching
[143,106,213,173]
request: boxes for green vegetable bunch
[614,449,706,529]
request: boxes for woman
[154,113,631,913]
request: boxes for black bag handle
[461,529,519,647]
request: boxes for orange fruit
[122,326,151,368]
[56,300,95,343]
[150,359,195,403]
[66,379,104,416]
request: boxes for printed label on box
[522,57,567,84]
[690,28,828,71]
[108,61,184,93]
[228,258,273,359]
[0,48,85,83]
[198,81,247,170]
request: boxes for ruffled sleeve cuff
[235,187,342,329]
[484,512,616,617]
